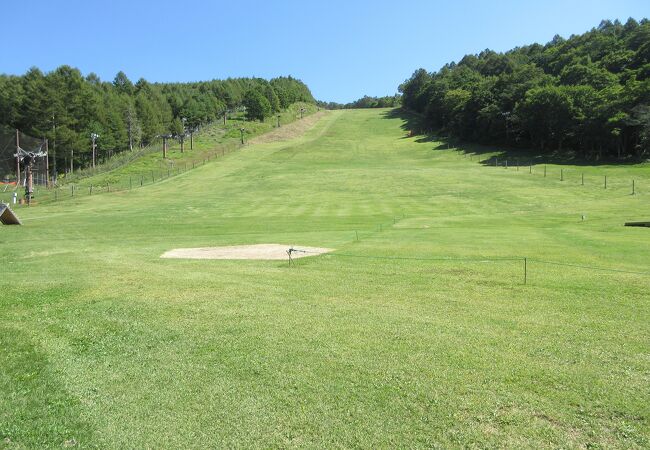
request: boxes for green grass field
[1,108,649,448]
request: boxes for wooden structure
[0,203,21,225]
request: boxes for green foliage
[243,89,272,121]
[0,68,315,175]
[169,117,184,136]
[113,71,134,96]
[399,17,650,160]
[269,76,315,108]
[263,83,281,112]
[516,85,574,149]
[319,95,402,109]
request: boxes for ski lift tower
[15,144,47,205]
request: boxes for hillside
[0,67,314,180]
[1,109,648,447]
[400,18,650,161]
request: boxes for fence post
[561,169,564,181]
[529,162,532,174]
[544,165,547,178]
[581,173,584,186]
[632,179,635,195]
[89,185,93,195]
[524,258,527,285]
[604,175,607,189]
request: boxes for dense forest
[0,67,314,174]
[399,18,650,161]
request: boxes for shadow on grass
[382,108,645,166]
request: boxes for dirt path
[248,111,328,145]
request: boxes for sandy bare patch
[248,111,327,145]
[161,244,333,260]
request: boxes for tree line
[317,94,401,110]
[0,67,314,175]
[399,18,650,161]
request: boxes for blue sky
[1,0,647,103]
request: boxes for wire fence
[2,202,646,285]
[61,136,165,182]
[461,151,647,196]
[0,138,243,206]
[282,213,650,285]
[287,247,650,285]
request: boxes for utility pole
[181,118,186,153]
[127,108,135,151]
[15,129,20,185]
[91,133,99,170]
[45,138,49,187]
[52,117,57,183]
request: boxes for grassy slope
[1,109,649,448]
[0,102,318,205]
